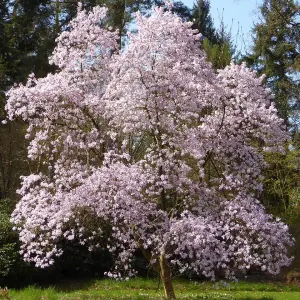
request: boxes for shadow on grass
[51,278,97,292]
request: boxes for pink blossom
[6,4,293,280]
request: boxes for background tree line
[0,0,300,286]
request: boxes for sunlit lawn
[2,278,300,299]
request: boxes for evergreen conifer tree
[245,0,300,222]
[192,0,233,70]
[245,0,300,128]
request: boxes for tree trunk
[159,252,176,299]
[133,229,176,299]
[55,0,60,35]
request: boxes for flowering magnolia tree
[6,3,293,299]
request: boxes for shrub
[0,199,18,277]
[287,269,300,285]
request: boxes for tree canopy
[6,4,293,299]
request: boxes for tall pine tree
[246,0,300,128]
[192,0,232,70]
[245,0,300,226]
[192,0,217,43]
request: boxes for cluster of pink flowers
[6,4,293,279]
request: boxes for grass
[1,278,300,299]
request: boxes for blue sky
[182,0,262,53]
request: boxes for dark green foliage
[0,245,17,277]
[0,221,17,277]
[0,199,18,277]
[244,0,300,225]
[0,0,10,89]
[192,0,217,44]
[0,93,29,200]
[260,148,300,273]
[261,148,300,216]
[1,0,57,88]
[245,0,300,127]
[0,1,57,200]
[191,0,233,70]
[244,0,300,230]
[202,38,231,70]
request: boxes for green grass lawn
[1,278,300,299]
